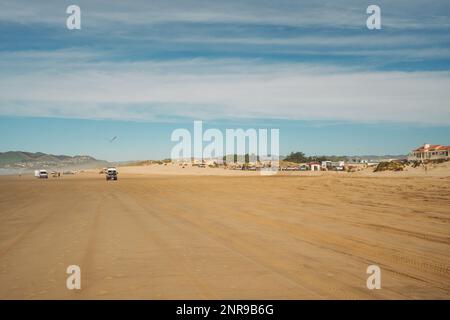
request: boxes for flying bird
[109,136,118,143]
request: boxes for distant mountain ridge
[0,151,109,170]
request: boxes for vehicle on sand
[106,167,118,181]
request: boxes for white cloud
[1,0,449,125]
[0,54,449,124]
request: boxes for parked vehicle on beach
[106,167,118,181]
[35,169,48,179]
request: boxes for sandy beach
[0,167,449,299]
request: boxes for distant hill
[0,151,109,171]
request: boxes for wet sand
[0,172,449,299]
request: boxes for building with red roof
[408,144,450,161]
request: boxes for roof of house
[413,144,450,152]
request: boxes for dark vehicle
[106,167,118,181]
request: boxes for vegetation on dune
[374,161,405,172]
[283,152,346,163]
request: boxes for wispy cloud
[1,0,449,29]
[1,1,449,125]
[0,53,449,124]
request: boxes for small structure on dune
[309,162,321,171]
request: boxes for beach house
[309,162,321,171]
[408,144,450,161]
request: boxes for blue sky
[0,1,449,160]
[1,117,449,161]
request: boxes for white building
[408,144,450,161]
[310,162,321,171]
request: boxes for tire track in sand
[121,182,323,299]
[110,190,219,299]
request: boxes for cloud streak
[1,1,449,125]
[1,0,449,30]
[1,55,449,124]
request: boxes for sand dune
[115,161,450,177]
[0,171,449,299]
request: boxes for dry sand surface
[112,160,450,177]
[0,169,449,299]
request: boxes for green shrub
[374,161,405,172]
